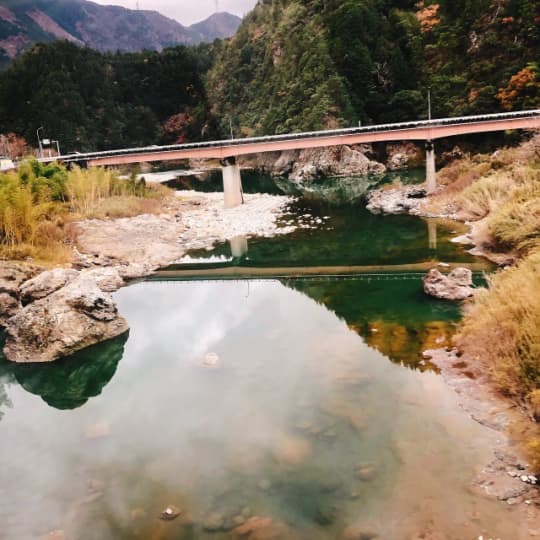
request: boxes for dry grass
[66,166,169,218]
[457,250,540,469]
[0,161,171,264]
[441,135,540,470]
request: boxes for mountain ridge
[0,0,241,68]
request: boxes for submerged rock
[3,277,128,363]
[160,505,182,521]
[423,267,475,301]
[340,524,379,540]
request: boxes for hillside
[0,0,538,154]
[191,12,243,43]
[0,0,241,69]
[207,0,540,137]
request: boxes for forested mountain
[0,0,538,153]
[0,0,241,69]
[0,41,214,152]
[208,0,540,137]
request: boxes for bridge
[42,109,540,207]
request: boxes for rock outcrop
[238,145,386,182]
[0,262,42,326]
[423,268,475,301]
[20,267,79,304]
[3,272,128,363]
[385,142,423,171]
[366,184,426,214]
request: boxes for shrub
[0,160,170,263]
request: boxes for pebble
[203,512,225,531]
[258,479,271,491]
[160,505,182,521]
[203,352,220,367]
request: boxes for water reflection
[229,235,249,259]
[1,333,127,410]
[172,201,478,270]
[427,220,438,250]
[287,277,459,368]
[0,281,519,540]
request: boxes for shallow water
[0,184,515,540]
[0,279,519,540]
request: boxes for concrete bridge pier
[220,157,244,208]
[425,141,436,194]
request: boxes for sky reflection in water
[0,279,518,540]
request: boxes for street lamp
[427,88,432,121]
[36,126,44,158]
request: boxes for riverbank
[1,191,296,362]
[366,135,540,478]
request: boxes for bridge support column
[425,141,436,194]
[221,157,244,208]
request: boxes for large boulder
[80,267,124,292]
[0,262,42,326]
[423,268,475,301]
[20,268,79,304]
[3,277,128,363]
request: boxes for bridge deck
[41,109,540,167]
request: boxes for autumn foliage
[415,2,441,33]
[0,133,30,159]
[497,65,540,110]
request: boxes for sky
[92,0,258,26]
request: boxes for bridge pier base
[425,141,436,194]
[221,157,244,208]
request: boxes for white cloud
[92,0,258,26]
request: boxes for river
[0,173,520,540]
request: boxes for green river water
[0,174,520,540]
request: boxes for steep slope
[206,0,540,137]
[0,0,241,68]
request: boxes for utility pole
[428,88,432,121]
[229,117,234,140]
[36,126,44,158]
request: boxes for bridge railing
[41,109,540,164]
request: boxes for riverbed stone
[423,267,474,301]
[340,524,379,540]
[20,268,79,304]
[3,277,128,363]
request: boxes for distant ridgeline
[0,0,241,68]
[0,0,538,153]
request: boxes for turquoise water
[0,179,517,540]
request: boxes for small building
[0,156,15,172]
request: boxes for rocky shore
[0,191,296,363]
[366,178,540,531]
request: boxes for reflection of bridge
[43,109,540,207]
[149,261,492,282]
